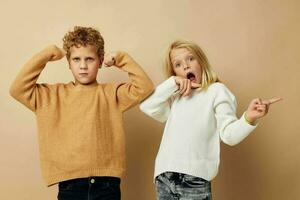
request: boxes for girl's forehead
[170,48,193,60]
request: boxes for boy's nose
[80,62,88,69]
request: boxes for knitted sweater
[10,47,154,186]
[140,76,257,181]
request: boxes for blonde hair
[164,40,219,90]
[63,26,105,61]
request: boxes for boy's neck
[73,80,98,88]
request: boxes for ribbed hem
[45,168,125,187]
[154,158,219,183]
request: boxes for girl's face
[170,48,202,84]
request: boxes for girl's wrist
[244,112,257,126]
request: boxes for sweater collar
[70,80,99,89]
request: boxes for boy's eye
[86,57,94,61]
[72,57,80,62]
[189,56,194,61]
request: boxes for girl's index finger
[269,97,283,105]
[191,82,201,88]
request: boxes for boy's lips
[79,73,88,76]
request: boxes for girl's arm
[139,76,178,122]
[214,85,281,146]
[9,45,65,111]
[213,85,258,146]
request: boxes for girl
[140,40,281,200]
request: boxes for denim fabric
[155,172,212,200]
[57,176,121,200]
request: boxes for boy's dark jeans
[57,176,121,200]
[155,172,212,200]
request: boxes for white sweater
[140,76,257,181]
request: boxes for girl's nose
[183,63,190,70]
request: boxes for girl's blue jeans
[155,172,212,200]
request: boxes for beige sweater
[10,47,154,186]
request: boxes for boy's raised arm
[9,45,65,111]
[108,51,154,112]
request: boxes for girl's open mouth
[186,72,196,82]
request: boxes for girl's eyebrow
[170,58,176,63]
[171,59,180,64]
[171,55,181,62]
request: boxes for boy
[10,26,154,200]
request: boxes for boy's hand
[103,52,117,67]
[245,97,283,124]
[46,45,66,61]
[175,76,201,96]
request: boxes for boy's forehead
[69,44,98,56]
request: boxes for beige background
[1,0,299,199]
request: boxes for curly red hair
[63,26,104,60]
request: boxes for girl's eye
[189,56,194,61]
[87,58,94,61]
[175,63,181,68]
[73,58,80,62]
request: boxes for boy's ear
[99,56,104,68]
[67,58,71,69]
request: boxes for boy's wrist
[42,45,65,61]
[113,51,129,68]
[38,45,54,60]
[114,51,125,63]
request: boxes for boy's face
[68,44,102,85]
[170,48,202,84]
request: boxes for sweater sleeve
[113,51,154,112]
[139,76,178,123]
[213,84,257,146]
[9,46,57,112]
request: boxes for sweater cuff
[157,76,178,96]
[113,51,128,68]
[242,112,259,127]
